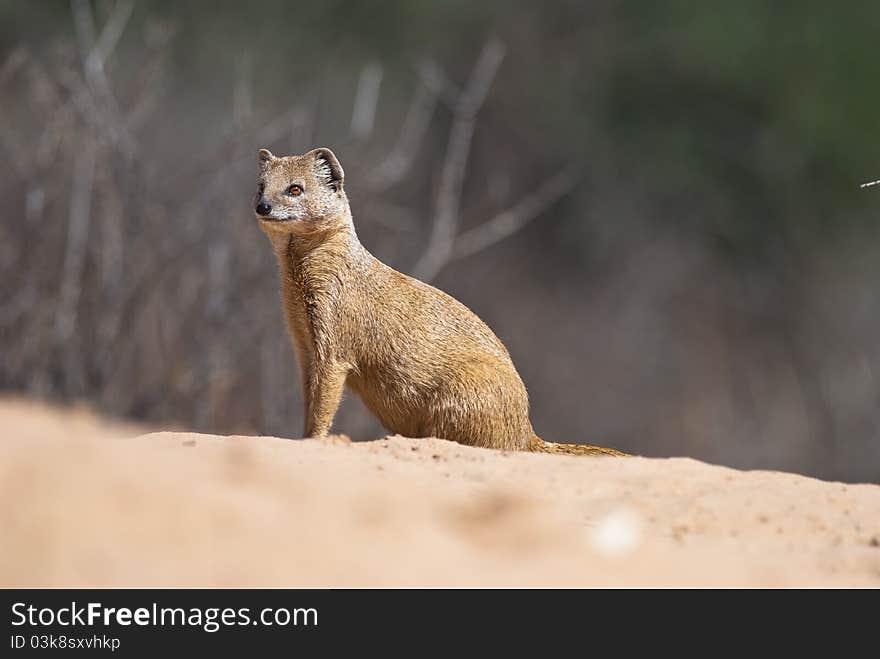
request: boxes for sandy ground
[1,398,878,587]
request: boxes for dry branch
[350,62,383,141]
[452,166,579,261]
[368,82,438,192]
[412,38,506,282]
[54,138,97,390]
[72,0,138,158]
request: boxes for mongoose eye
[287,184,303,196]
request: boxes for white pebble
[590,508,643,557]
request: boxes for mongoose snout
[255,146,627,457]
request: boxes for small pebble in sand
[590,508,643,557]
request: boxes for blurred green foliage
[609,1,880,258]
[6,1,878,261]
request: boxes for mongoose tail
[528,435,630,457]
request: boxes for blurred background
[1,1,879,482]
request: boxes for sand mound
[1,398,878,587]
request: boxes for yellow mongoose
[255,147,626,456]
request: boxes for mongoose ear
[309,147,344,192]
[258,148,275,168]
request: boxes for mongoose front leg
[304,361,348,437]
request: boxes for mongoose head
[254,147,348,235]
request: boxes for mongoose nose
[255,201,272,216]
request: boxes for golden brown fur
[255,147,627,456]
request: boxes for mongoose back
[255,147,626,456]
